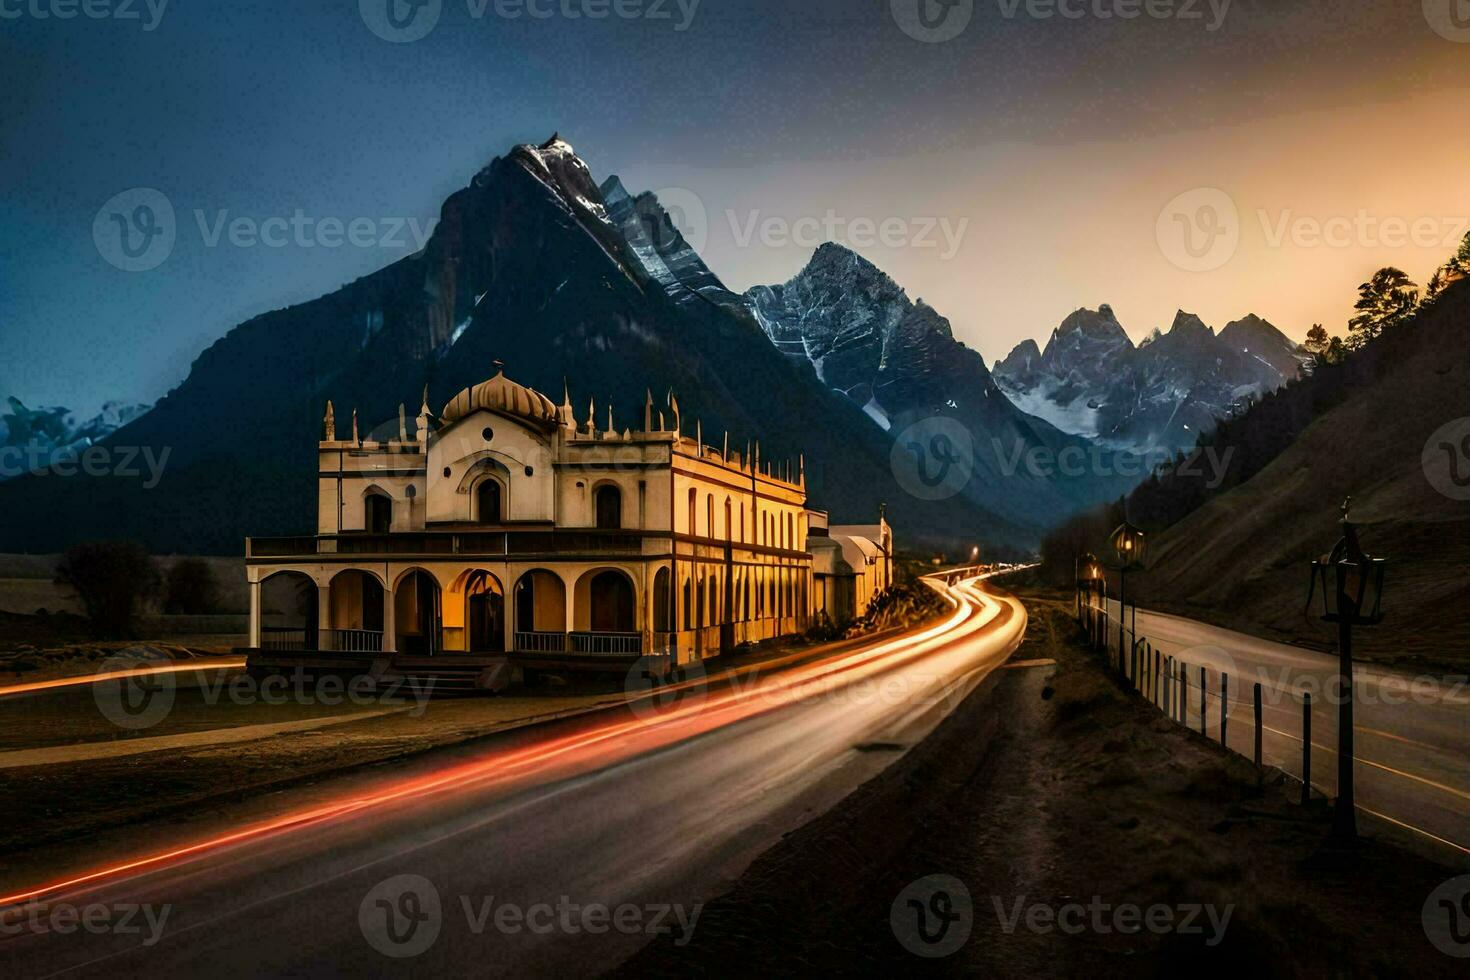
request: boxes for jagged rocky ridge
[992,305,1303,454]
[740,243,1138,524]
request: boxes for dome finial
[493,359,506,376]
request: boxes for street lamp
[1075,551,1100,613]
[1111,523,1146,664]
[1308,497,1387,844]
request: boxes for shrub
[164,557,219,615]
[54,540,161,638]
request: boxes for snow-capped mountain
[740,244,1139,524]
[992,307,1299,454]
[0,397,151,480]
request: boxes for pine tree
[1347,267,1418,349]
[1302,323,1330,358]
[1426,231,1470,302]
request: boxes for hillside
[1122,281,1470,665]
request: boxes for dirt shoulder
[617,587,1463,976]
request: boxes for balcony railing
[329,628,384,653]
[261,627,308,650]
[569,631,642,655]
[248,530,648,559]
[514,631,569,654]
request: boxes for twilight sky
[4,0,1469,415]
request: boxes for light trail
[1,574,1011,909]
[0,659,247,699]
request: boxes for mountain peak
[1168,309,1213,337]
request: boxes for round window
[524,466,534,477]
[482,427,494,442]
[443,466,452,478]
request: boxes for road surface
[1095,597,1470,861]
[0,573,1025,978]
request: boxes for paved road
[1095,597,1470,861]
[0,574,1025,978]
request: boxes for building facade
[245,365,829,680]
[807,511,895,625]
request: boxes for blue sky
[4,0,1467,415]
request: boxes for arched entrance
[572,568,639,654]
[328,569,385,652]
[514,569,567,652]
[260,571,317,650]
[448,569,505,653]
[394,569,442,656]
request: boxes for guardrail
[1080,593,1301,799]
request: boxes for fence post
[1254,682,1264,792]
[1166,657,1174,719]
[1200,665,1208,736]
[1179,662,1187,725]
[1221,673,1229,747]
[1301,692,1312,806]
[1146,646,1158,708]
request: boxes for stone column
[382,577,397,654]
[248,580,262,649]
[317,584,332,652]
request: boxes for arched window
[724,498,732,542]
[476,480,502,524]
[595,485,622,530]
[687,488,697,536]
[682,576,692,630]
[365,492,392,534]
[654,567,672,632]
[706,495,714,539]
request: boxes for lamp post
[1110,523,1147,666]
[1075,551,1100,623]
[1308,497,1386,845]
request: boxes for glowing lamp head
[1110,523,1146,569]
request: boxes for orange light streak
[0,660,247,698]
[1,577,1005,908]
